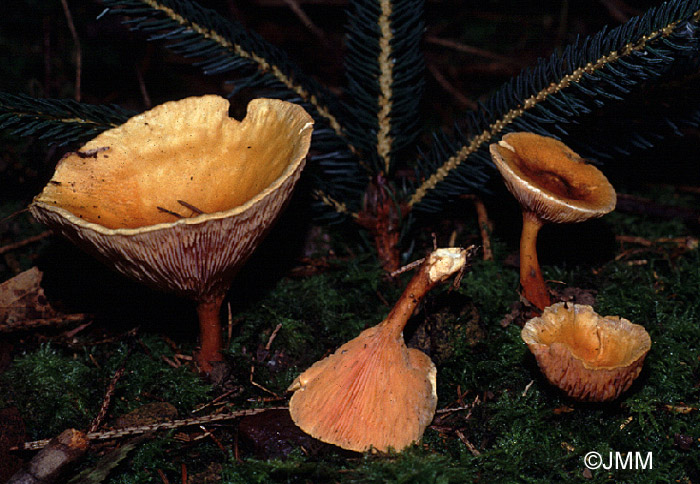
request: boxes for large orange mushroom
[521,302,651,401]
[489,132,616,310]
[30,95,313,373]
[288,247,468,453]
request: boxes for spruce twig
[18,407,287,451]
[410,1,700,212]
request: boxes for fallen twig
[426,62,477,111]
[455,429,481,456]
[0,231,52,256]
[89,363,128,433]
[472,196,493,261]
[0,314,90,334]
[17,407,288,451]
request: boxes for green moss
[104,335,212,415]
[0,344,99,439]
[2,188,699,482]
[458,257,519,325]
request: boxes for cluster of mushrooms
[489,133,651,403]
[30,97,651,454]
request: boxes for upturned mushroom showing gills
[288,247,468,453]
[30,95,314,373]
[489,132,616,310]
[521,302,651,402]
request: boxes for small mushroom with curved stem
[521,302,651,402]
[489,132,616,310]
[30,95,314,374]
[288,247,470,453]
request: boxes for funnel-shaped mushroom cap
[490,132,616,223]
[522,302,651,401]
[288,323,437,453]
[30,96,313,301]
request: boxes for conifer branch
[312,190,358,219]
[102,0,349,147]
[376,0,395,175]
[410,0,700,211]
[343,0,425,176]
[0,93,133,146]
[20,407,287,450]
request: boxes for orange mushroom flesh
[30,95,314,373]
[489,132,616,310]
[288,247,468,453]
[521,302,651,401]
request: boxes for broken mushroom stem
[519,211,550,310]
[381,247,469,338]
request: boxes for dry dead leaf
[0,267,88,332]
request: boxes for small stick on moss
[250,365,279,398]
[156,468,171,484]
[265,323,283,351]
[201,426,227,453]
[473,196,493,261]
[192,387,241,413]
[455,429,481,457]
[17,408,288,451]
[90,345,133,432]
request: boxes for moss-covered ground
[1,183,698,484]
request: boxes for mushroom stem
[519,211,551,310]
[382,248,468,338]
[196,294,225,373]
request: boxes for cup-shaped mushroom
[489,132,616,310]
[30,95,314,372]
[521,302,651,401]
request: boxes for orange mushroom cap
[288,248,468,453]
[490,132,616,224]
[521,302,651,402]
[30,95,313,302]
